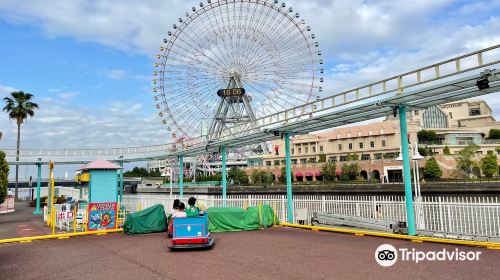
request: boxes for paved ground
[0,202,51,239]
[2,203,500,279]
[1,227,500,280]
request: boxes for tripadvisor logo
[375,244,482,267]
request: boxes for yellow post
[73,206,77,233]
[272,202,277,225]
[259,203,262,228]
[49,161,56,235]
[115,203,119,230]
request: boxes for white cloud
[0,93,167,149]
[106,69,127,80]
[1,0,500,151]
[0,85,18,95]
[58,91,80,100]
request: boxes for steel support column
[284,132,294,223]
[399,106,416,236]
[33,158,42,215]
[119,156,124,203]
[222,145,227,207]
[178,155,184,199]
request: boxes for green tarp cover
[208,205,275,232]
[123,204,166,234]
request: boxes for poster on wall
[87,202,117,231]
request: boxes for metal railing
[122,194,500,238]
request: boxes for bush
[417,130,437,143]
[443,146,451,155]
[488,129,500,139]
[321,162,336,181]
[0,150,8,204]
[424,157,442,179]
[480,151,499,178]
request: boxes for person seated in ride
[172,202,187,218]
[171,199,180,215]
[167,199,181,225]
[168,202,186,237]
[186,197,201,217]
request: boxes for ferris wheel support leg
[221,145,227,208]
[398,106,416,236]
[284,132,294,223]
[179,155,184,199]
[33,158,42,215]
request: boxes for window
[361,154,371,161]
[328,156,337,162]
[380,128,385,134]
[298,148,302,154]
[382,140,386,147]
[291,159,297,165]
[320,146,324,152]
[312,146,316,153]
[291,148,295,155]
[448,112,453,119]
[359,142,364,149]
[374,153,383,160]
[349,143,353,150]
[309,158,317,163]
[274,160,280,166]
[339,155,347,162]
[357,131,362,137]
[305,147,309,154]
[338,144,342,151]
[469,107,481,116]
[368,130,373,136]
[300,158,307,164]
[370,141,375,148]
[266,161,271,166]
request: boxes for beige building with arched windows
[245,100,500,182]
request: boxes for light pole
[397,142,425,230]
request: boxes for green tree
[321,162,336,181]
[318,154,326,163]
[443,146,451,155]
[480,151,499,178]
[251,170,261,184]
[123,167,162,177]
[3,91,39,200]
[417,130,437,143]
[424,157,442,179]
[340,163,360,181]
[456,144,480,178]
[251,170,273,184]
[0,151,9,204]
[228,167,249,185]
[488,129,500,139]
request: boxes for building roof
[78,159,121,171]
[316,121,397,139]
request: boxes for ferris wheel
[153,0,324,143]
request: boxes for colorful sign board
[87,202,117,231]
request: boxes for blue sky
[0,0,500,178]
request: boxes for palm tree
[3,91,39,200]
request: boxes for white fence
[123,194,500,238]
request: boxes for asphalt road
[1,227,500,280]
